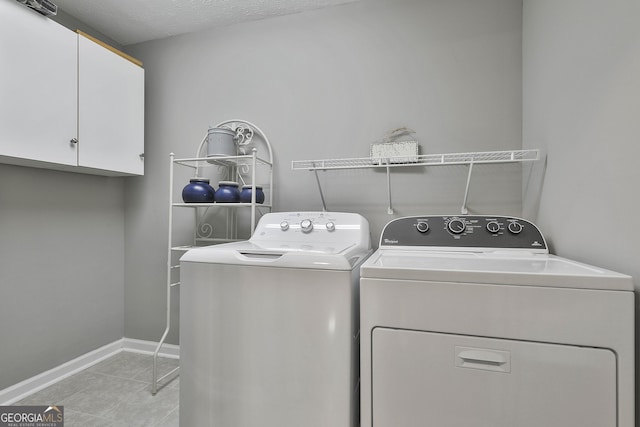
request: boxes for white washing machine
[360,215,634,427]
[179,211,371,427]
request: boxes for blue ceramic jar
[240,185,265,204]
[182,178,215,203]
[215,181,240,203]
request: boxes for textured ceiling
[52,0,359,46]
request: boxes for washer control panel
[276,213,340,234]
[251,211,371,248]
[380,215,547,251]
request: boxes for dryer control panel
[380,215,547,252]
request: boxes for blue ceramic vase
[240,185,265,204]
[215,181,240,203]
[182,178,215,203]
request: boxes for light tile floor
[17,352,179,427]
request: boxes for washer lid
[360,250,633,291]
[180,240,370,270]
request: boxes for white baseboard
[122,337,180,359]
[0,339,123,405]
[0,338,180,405]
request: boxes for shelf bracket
[386,163,394,215]
[461,161,474,215]
[313,167,328,212]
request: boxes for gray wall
[124,0,524,343]
[523,0,639,299]
[522,0,640,416]
[0,165,125,389]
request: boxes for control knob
[447,218,466,235]
[280,221,289,231]
[326,222,336,232]
[486,221,501,234]
[507,221,523,234]
[300,219,313,233]
[416,221,429,233]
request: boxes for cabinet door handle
[70,138,78,145]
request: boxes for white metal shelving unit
[152,120,273,395]
[291,149,539,214]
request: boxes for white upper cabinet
[78,34,144,175]
[0,0,78,166]
[0,1,145,176]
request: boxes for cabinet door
[0,0,77,165]
[78,35,144,175]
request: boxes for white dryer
[360,215,634,427]
[179,212,371,427]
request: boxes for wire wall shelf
[291,149,539,170]
[291,149,540,215]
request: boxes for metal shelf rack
[291,149,539,214]
[152,120,273,395]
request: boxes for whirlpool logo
[0,405,64,427]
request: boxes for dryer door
[371,328,616,427]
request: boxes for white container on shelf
[207,127,236,157]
